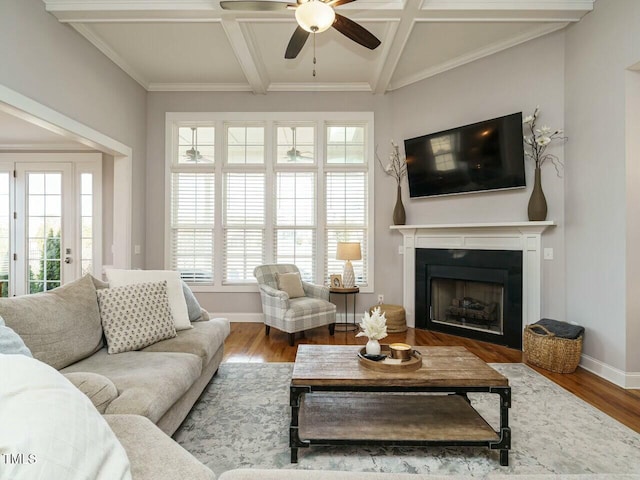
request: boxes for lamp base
[343,260,355,288]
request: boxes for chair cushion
[61,349,202,423]
[276,272,305,299]
[97,281,177,354]
[253,264,298,290]
[284,297,336,320]
[0,275,103,370]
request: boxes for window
[167,113,373,292]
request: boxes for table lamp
[336,242,361,288]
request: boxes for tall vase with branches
[523,107,566,221]
[377,140,407,225]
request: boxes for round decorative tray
[357,345,423,373]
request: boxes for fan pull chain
[312,31,317,77]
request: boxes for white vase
[366,339,381,355]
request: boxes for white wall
[389,31,567,323]
[146,91,393,314]
[0,0,147,267]
[565,0,640,374]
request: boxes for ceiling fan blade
[285,26,310,59]
[327,0,357,7]
[332,13,381,50]
[220,1,292,11]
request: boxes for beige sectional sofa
[0,274,230,480]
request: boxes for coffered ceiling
[42,0,593,94]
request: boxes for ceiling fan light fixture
[295,1,335,33]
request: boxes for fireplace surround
[416,248,523,348]
[391,222,555,349]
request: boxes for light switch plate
[544,248,554,260]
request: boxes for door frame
[0,153,102,296]
[0,84,132,269]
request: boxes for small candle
[389,343,412,360]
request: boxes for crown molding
[147,83,253,92]
[267,83,373,92]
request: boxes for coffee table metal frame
[289,369,511,465]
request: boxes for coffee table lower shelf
[290,392,508,464]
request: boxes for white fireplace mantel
[390,221,556,330]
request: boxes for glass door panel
[15,163,74,296]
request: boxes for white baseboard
[209,312,264,323]
[579,354,640,389]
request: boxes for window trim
[165,112,374,293]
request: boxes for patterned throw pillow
[97,281,176,354]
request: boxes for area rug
[174,363,640,477]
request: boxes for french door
[0,154,101,297]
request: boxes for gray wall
[0,0,147,268]
[388,31,567,322]
[565,0,640,372]
[146,91,393,314]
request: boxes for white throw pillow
[0,354,132,480]
[97,281,177,354]
[105,269,192,331]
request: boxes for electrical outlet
[377,294,384,304]
[134,245,141,255]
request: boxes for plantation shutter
[224,172,265,283]
[170,172,215,283]
[325,171,367,286]
[273,171,316,281]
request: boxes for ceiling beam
[372,1,419,94]
[221,19,268,94]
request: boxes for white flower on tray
[356,306,388,341]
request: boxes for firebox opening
[431,278,504,335]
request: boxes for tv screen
[404,112,526,198]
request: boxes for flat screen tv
[404,112,525,198]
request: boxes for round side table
[329,287,360,332]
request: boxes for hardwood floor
[223,322,640,434]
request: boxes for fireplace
[416,249,523,349]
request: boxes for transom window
[167,113,374,292]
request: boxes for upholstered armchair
[253,264,336,346]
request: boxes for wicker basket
[370,304,407,333]
[523,324,583,373]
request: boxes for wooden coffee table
[290,345,511,465]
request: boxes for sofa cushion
[61,349,202,423]
[106,269,192,331]
[64,372,119,414]
[105,414,215,480]
[142,318,230,367]
[97,281,177,354]
[0,275,103,369]
[0,315,32,357]
[0,354,131,480]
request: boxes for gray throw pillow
[182,280,204,322]
[0,315,32,357]
[97,281,177,354]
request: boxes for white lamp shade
[295,1,336,33]
[336,242,361,261]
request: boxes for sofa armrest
[64,372,118,414]
[302,282,330,301]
